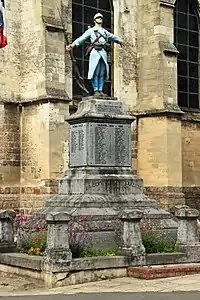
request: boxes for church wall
[20,0,46,100]
[0,104,20,210]
[0,1,21,210]
[181,118,200,211]
[0,0,21,101]
[20,101,69,213]
[1,0,200,213]
[113,0,138,111]
[134,0,185,210]
[0,0,70,213]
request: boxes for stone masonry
[41,97,177,248]
[0,0,200,212]
[0,0,70,212]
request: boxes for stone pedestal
[41,97,177,248]
[43,212,72,272]
[119,210,146,265]
[0,210,16,253]
[175,206,200,262]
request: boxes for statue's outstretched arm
[105,30,122,44]
[73,29,91,47]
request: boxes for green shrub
[14,214,47,256]
[81,247,118,258]
[142,230,175,253]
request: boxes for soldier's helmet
[94,13,104,21]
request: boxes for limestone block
[119,209,146,265]
[175,206,199,245]
[175,206,200,262]
[44,212,72,272]
[0,210,16,253]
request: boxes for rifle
[57,8,89,95]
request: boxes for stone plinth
[119,210,146,265]
[41,97,177,248]
[175,206,200,262]
[0,210,16,253]
[43,212,72,272]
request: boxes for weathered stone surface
[175,206,200,262]
[146,253,185,265]
[137,116,185,210]
[59,169,144,195]
[0,210,16,220]
[70,122,131,167]
[68,98,133,168]
[41,98,178,250]
[43,212,72,272]
[0,252,133,272]
[119,210,146,265]
[0,210,16,253]
[0,252,42,270]
[175,206,199,245]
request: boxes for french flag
[0,0,7,48]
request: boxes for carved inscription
[96,104,123,115]
[70,123,87,167]
[85,180,140,194]
[94,124,114,165]
[115,126,129,165]
[89,123,131,166]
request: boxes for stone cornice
[128,103,184,118]
[160,41,179,56]
[42,16,64,32]
[0,93,71,106]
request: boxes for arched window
[72,0,113,99]
[174,0,199,109]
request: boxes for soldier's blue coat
[73,26,121,80]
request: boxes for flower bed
[14,214,176,257]
[14,214,119,258]
[141,221,176,254]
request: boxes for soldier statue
[66,12,122,97]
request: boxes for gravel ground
[0,272,44,294]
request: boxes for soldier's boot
[99,91,108,97]
[94,91,101,97]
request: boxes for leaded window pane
[189,62,198,77]
[178,61,187,76]
[178,45,187,60]
[174,0,199,108]
[190,94,199,108]
[73,0,82,4]
[189,47,198,61]
[84,0,98,7]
